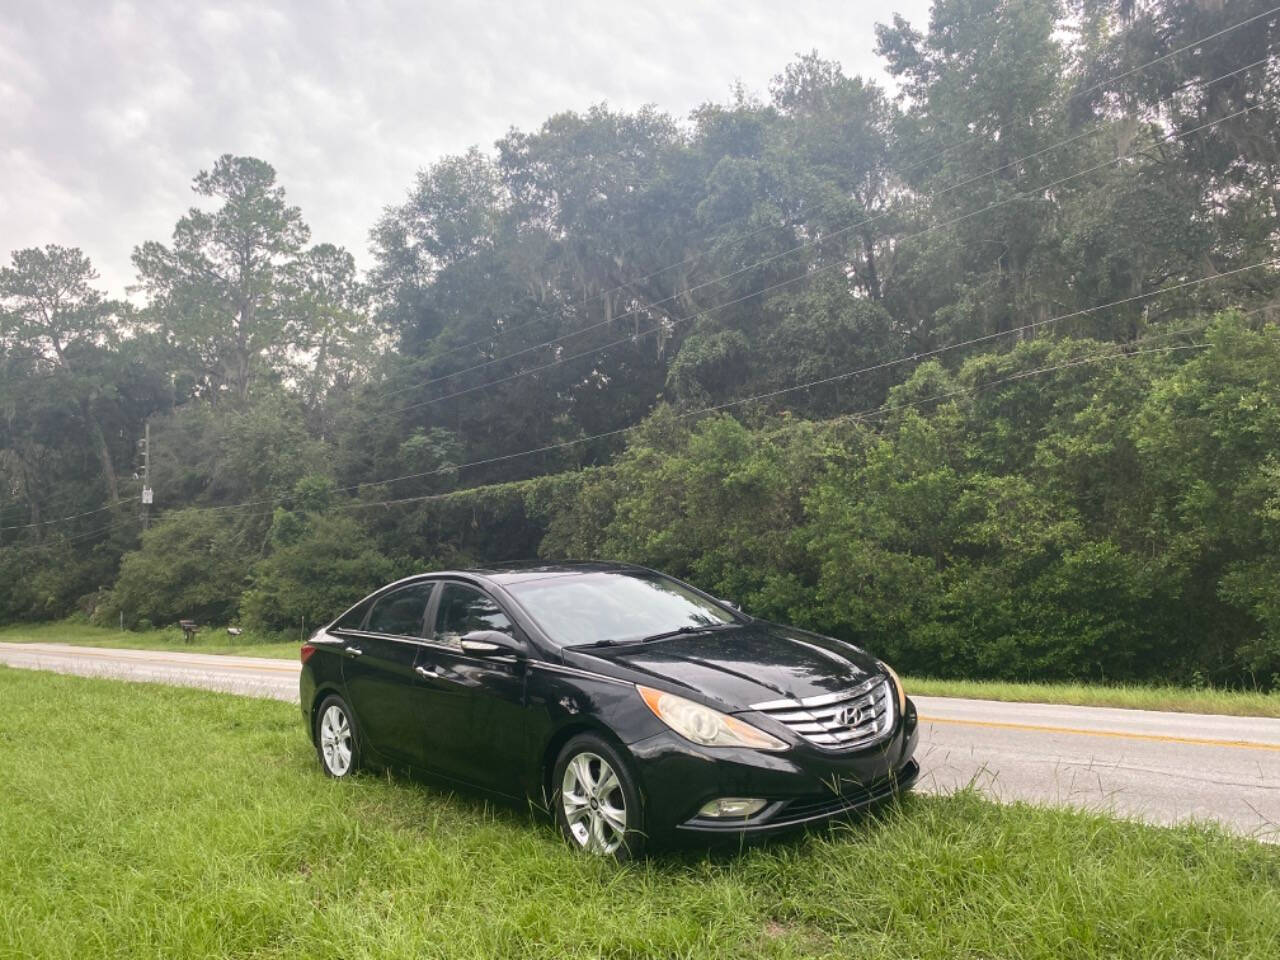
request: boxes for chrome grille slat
[772,693,880,725]
[749,678,895,751]
[750,675,881,712]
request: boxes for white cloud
[1,0,931,296]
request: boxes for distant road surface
[2,641,1277,840]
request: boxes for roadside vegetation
[904,676,1280,719]
[0,621,300,660]
[1,667,1276,960]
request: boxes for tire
[552,733,646,861]
[314,694,362,778]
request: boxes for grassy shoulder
[2,667,1277,960]
[0,620,300,659]
[904,675,1280,718]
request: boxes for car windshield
[505,571,738,648]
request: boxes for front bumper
[629,697,919,839]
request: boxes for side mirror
[460,630,524,658]
[719,599,741,611]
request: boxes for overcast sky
[1,0,932,298]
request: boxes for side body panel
[339,631,425,766]
[413,647,531,796]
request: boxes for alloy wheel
[319,704,353,776]
[560,751,627,855]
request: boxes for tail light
[300,643,317,664]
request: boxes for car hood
[564,621,881,711]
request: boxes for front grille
[750,675,895,750]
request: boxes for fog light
[698,797,768,819]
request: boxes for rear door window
[364,582,435,638]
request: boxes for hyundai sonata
[300,562,919,859]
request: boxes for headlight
[637,685,787,751]
[881,662,907,715]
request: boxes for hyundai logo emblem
[839,705,868,727]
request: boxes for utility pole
[139,421,152,530]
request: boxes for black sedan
[300,562,918,859]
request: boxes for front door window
[432,584,514,647]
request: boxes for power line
[160,257,1274,525]
[81,321,1253,542]
[314,336,1220,519]
[391,5,1278,380]
[388,63,1271,409]
[62,516,141,546]
[846,343,1210,427]
[0,495,141,533]
[384,101,1270,417]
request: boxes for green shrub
[240,512,405,632]
[105,509,253,628]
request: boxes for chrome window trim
[334,628,532,666]
[333,629,458,653]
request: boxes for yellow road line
[920,714,1280,752]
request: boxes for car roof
[367,561,655,598]
[460,563,650,586]
[457,560,651,586]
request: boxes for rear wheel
[314,694,361,778]
[552,733,645,861]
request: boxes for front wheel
[552,733,646,861]
[314,694,361,778]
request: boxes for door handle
[415,665,440,678]
[344,646,363,658]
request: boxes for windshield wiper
[568,623,738,651]
[636,622,738,644]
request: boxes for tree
[877,0,1071,344]
[0,245,128,504]
[284,243,378,412]
[132,155,310,403]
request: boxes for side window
[333,597,373,631]
[433,584,514,647]
[365,583,435,637]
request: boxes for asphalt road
[2,641,1277,840]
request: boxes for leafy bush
[537,316,1280,687]
[240,512,404,632]
[105,509,253,628]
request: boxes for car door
[337,580,435,766]
[414,581,531,796]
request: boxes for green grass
[904,675,1280,718]
[1,667,1277,959]
[0,620,300,659]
